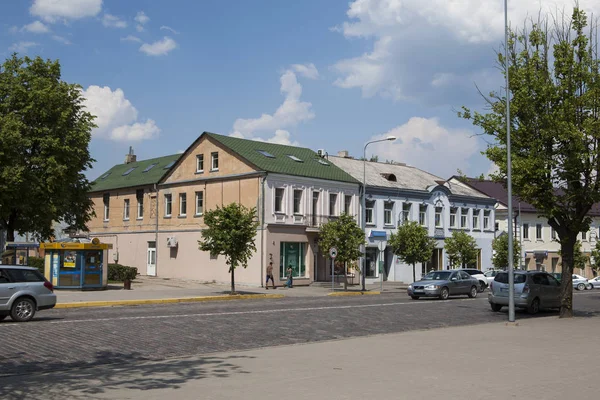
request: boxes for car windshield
[423,271,452,281]
[494,273,527,284]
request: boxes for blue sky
[2,0,598,180]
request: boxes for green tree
[491,233,522,269]
[0,55,96,241]
[318,213,365,290]
[445,231,478,268]
[388,221,436,282]
[590,241,600,274]
[458,8,600,317]
[198,203,259,294]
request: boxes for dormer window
[381,173,397,182]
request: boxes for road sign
[329,247,338,259]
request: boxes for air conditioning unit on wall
[166,237,178,248]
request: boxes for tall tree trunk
[559,237,576,318]
[6,229,15,242]
[231,267,236,294]
[412,263,416,282]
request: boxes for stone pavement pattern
[1,315,597,399]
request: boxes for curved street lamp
[361,135,396,291]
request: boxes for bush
[108,263,138,282]
[28,256,45,274]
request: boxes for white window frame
[136,189,144,219]
[196,154,204,173]
[551,227,557,240]
[473,210,480,229]
[402,203,411,223]
[582,230,587,241]
[211,152,219,171]
[483,210,491,230]
[179,193,187,217]
[384,202,394,226]
[103,193,110,221]
[195,191,204,215]
[460,208,468,229]
[435,206,443,228]
[275,188,285,213]
[165,194,172,217]
[293,189,303,215]
[523,223,529,239]
[344,195,352,215]
[329,193,338,216]
[536,224,543,240]
[123,199,130,220]
[366,200,375,225]
[450,207,457,228]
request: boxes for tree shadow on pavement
[0,351,253,400]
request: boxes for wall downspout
[260,174,267,287]
[154,183,159,276]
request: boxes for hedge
[108,263,138,282]
[28,256,45,274]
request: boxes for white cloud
[232,68,314,139]
[82,85,160,142]
[367,117,479,178]
[160,25,179,34]
[9,41,39,53]
[30,0,103,23]
[333,0,600,101]
[22,21,50,34]
[135,11,149,32]
[291,63,319,80]
[121,35,142,43]
[139,37,177,56]
[102,14,127,28]
[52,35,71,45]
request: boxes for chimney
[337,150,349,158]
[125,146,137,164]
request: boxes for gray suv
[0,265,57,322]
[488,271,561,314]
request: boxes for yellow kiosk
[40,238,113,290]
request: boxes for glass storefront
[56,250,104,288]
[365,247,378,277]
[280,242,306,278]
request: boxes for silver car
[0,265,57,322]
[407,270,480,300]
[488,271,560,314]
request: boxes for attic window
[122,167,136,176]
[164,161,176,169]
[100,172,111,180]
[143,163,158,173]
[287,155,303,162]
[257,150,275,158]
[317,159,329,166]
[381,173,397,182]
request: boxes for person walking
[265,261,276,289]
[283,265,293,288]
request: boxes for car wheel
[10,297,36,322]
[439,287,449,300]
[410,295,420,300]
[478,281,486,292]
[490,303,502,312]
[585,283,593,290]
[577,283,585,291]
[527,297,540,315]
[468,286,478,298]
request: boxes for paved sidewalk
[3,315,596,399]
[54,276,409,307]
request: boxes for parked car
[488,271,561,314]
[484,269,502,286]
[0,265,56,322]
[572,274,591,290]
[588,276,600,289]
[408,270,480,300]
[462,268,488,291]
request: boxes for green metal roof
[91,153,181,192]
[205,132,359,184]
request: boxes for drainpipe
[260,174,267,287]
[154,183,159,276]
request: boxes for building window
[435,206,443,228]
[523,223,529,239]
[293,190,303,215]
[103,193,110,221]
[136,189,144,219]
[195,191,204,215]
[450,207,458,228]
[196,154,204,173]
[483,210,491,230]
[582,230,587,241]
[123,199,130,220]
[535,224,543,240]
[384,202,394,225]
[366,200,375,224]
[402,203,411,223]
[419,204,427,226]
[165,194,172,217]
[275,188,284,213]
[329,193,337,216]
[344,195,352,215]
[460,208,468,228]
[280,242,306,279]
[473,210,480,229]
[211,152,219,171]
[551,227,556,240]
[179,193,187,216]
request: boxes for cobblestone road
[1,292,598,377]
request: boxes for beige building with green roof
[88,132,359,286]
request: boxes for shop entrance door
[147,242,156,276]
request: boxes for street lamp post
[361,136,396,291]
